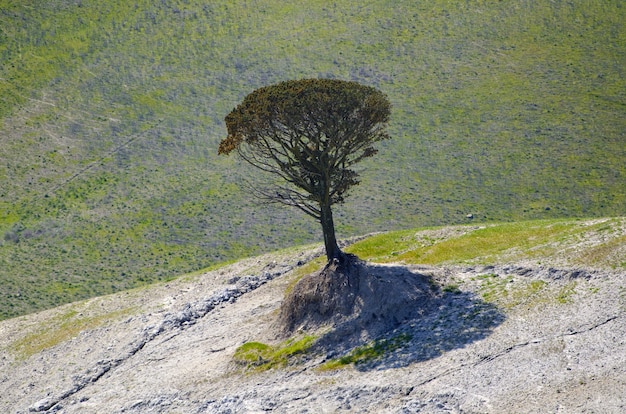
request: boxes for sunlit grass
[9,306,136,360]
[574,234,626,270]
[232,335,316,372]
[397,221,576,265]
[346,219,624,268]
[284,256,326,295]
[342,230,417,263]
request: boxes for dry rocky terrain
[1,223,625,413]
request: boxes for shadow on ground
[311,263,506,371]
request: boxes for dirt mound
[277,255,438,342]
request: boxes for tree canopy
[219,78,391,262]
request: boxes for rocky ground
[1,238,625,413]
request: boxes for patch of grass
[396,221,576,265]
[9,306,136,360]
[343,230,417,262]
[442,283,462,294]
[232,341,272,366]
[319,333,412,371]
[556,282,577,304]
[475,273,580,309]
[506,280,549,309]
[476,273,510,304]
[346,219,626,269]
[475,274,551,309]
[232,335,316,372]
[575,234,626,270]
[284,256,326,295]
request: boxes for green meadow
[1,0,624,319]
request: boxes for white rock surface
[1,244,625,413]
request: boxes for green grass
[9,306,136,360]
[474,274,579,309]
[574,234,626,269]
[1,0,624,319]
[442,283,462,295]
[232,335,316,372]
[346,218,626,268]
[284,255,327,295]
[475,275,550,309]
[396,221,575,264]
[556,282,578,304]
[319,333,412,371]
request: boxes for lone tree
[219,79,391,263]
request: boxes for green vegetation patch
[475,273,511,304]
[9,306,136,360]
[396,221,575,265]
[442,283,462,295]
[232,335,316,372]
[474,272,580,309]
[475,274,549,309]
[342,230,416,262]
[556,282,577,304]
[346,219,626,269]
[284,255,326,295]
[319,333,412,371]
[575,234,626,270]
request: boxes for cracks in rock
[561,314,621,337]
[28,259,306,413]
[411,313,622,390]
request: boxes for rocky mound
[278,255,438,343]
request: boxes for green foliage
[220,79,390,157]
[220,79,391,260]
[0,0,624,319]
[232,336,316,371]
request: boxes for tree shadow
[312,264,506,371]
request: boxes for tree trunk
[320,202,342,262]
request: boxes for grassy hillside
[346,217,626,270]
[1,0,625,319]
[5,217,625,361]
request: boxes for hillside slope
[1,218,624,413]
[1,0,625,319]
